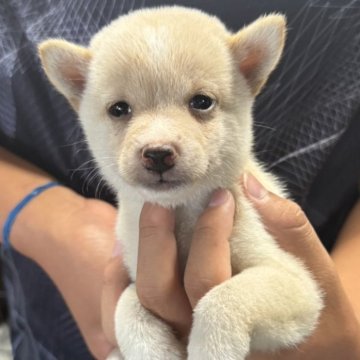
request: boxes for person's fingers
[136,203,192,338]
[101,244,129,347]
[243,173,334,277]
[184,189,234,309]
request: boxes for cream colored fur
[39,6,323,359]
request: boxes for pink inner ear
[239,47,264,81]
[60,64,86,95]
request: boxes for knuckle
[141,210,162,227]
[139,219,174,242]
[193,224,216,241]
[136,286,159,310]
[136,282,168,311]
[277,199,308,231]
[139,224,160,241]
[137,292,160,311]
[184,275,216,301]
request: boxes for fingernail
[244,173,268,200]
[208,188,230,207]
[111,241,122,258]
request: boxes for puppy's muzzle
[142,146,177,174]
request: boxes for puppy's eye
[108,101,132,118]
[189,95,214,111]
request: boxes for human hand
[12,186,129,359]
[48,197,130,359]
[243,173,360,359]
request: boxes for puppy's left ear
[229,14,286,95]
[38,39,92,111]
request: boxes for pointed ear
[38,39,92,110]
[229,14,286,96]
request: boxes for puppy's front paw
[187,266,323,360]
[115,284,186,360]
[188,284,250,360]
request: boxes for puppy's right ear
[38,39,92,111]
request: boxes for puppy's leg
[115,284,186,360]
[188,265,323,360]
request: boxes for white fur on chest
[116,195,143,280]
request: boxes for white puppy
[39,6,323,360]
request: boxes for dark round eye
[108,101,132,118]
[189,95,214,111]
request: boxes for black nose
[142,148,175,174]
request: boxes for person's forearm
[0,147,120,357]
[332,199,360,321]
[0,146,85,264]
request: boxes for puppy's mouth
[142,176,185,191]
[132,170,188,191]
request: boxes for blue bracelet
[2,181,60,251]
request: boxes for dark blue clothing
[1,0,360,358]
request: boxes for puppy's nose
[142,147,176,174]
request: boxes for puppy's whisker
[253,122,277,131]
[60,139,88,148]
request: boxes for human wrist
[10,183,86,264]
[2,181,60,250]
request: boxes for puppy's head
[39,7,285,206]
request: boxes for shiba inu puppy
[39,6,323,360]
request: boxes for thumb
[243,173,332,273]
